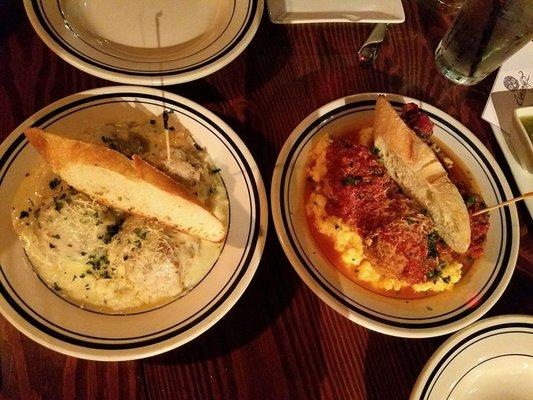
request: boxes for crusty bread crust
[25,128,226,242]
[373,96,471,253]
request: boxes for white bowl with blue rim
[271,92,519,338]
[24,0,264,85]
[410,314,533,399]
[0,86,268,360]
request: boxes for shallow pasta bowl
[23,0,263,85]
[410,314,533,399]
[271,93,519,338]
[0,86,267,360]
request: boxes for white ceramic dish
[23,0,263,85]
[0,86,268,360]
[410,314,533,400]
[271,93,519,338]
[267,0,404,24]
[511,107,533,172]
[490,124,533,219]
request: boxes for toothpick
[165,128,171,162]
[472,192,533,216]
[162,110,172,162]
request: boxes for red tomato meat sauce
[307,103,490,290]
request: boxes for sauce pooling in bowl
[304,103,489,299]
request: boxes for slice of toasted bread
[373,96,470,253]
[25,128,226,242]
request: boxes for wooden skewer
[162,110,172,162]
[164,127,171,162]
[472,192,533,216]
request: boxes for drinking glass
[435,0,533,86]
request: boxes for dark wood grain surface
[0,1,531,399]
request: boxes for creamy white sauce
[12,120,228,313]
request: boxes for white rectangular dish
[490,124,533,218]
[482,42,533,219]
[266,0,405,24]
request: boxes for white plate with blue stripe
[24,0,263,85]
[0,86,267,360]
[410,314,533,399]
[271,92,519,338]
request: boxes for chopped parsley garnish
[427,261,447,282]
[52,282,62,291]
[102,224,121,244]
[49,243,56,249]
[133,228,148,240]
[101,271,112,279]
[341,175,362,186]
[48,178,61,190]
[427,232,439,258]
[406,218,415,225]
[123,255,129,261]
[465,195,476,206]
[54,198,65,211]
[211,168,221,174]
[19,210,29,219]
[86,254,110,270]
[426,268,442,280]
[80,252,86,256]
[371,146,381,156]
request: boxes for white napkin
[482,42,533,133]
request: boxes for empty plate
[411,315,533,399]
[24,0,264,85]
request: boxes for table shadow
[0,0,25,40]
[363,332,443,400]
[242,10,291,95]
[163,80,227,106]
[363,269,533,400]
[163,10,291,106]
[145,236,303,365]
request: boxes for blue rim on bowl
[23,0,264,85]
[0,86,268,360]
[410,314,533,399]
[271,93,519,338]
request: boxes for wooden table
[0,1,531,399]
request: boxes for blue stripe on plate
[30,0,258,75]
[421,322,533,399]
[52,0,238,65]
[0,93,262,349]
[278,99,513,329]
